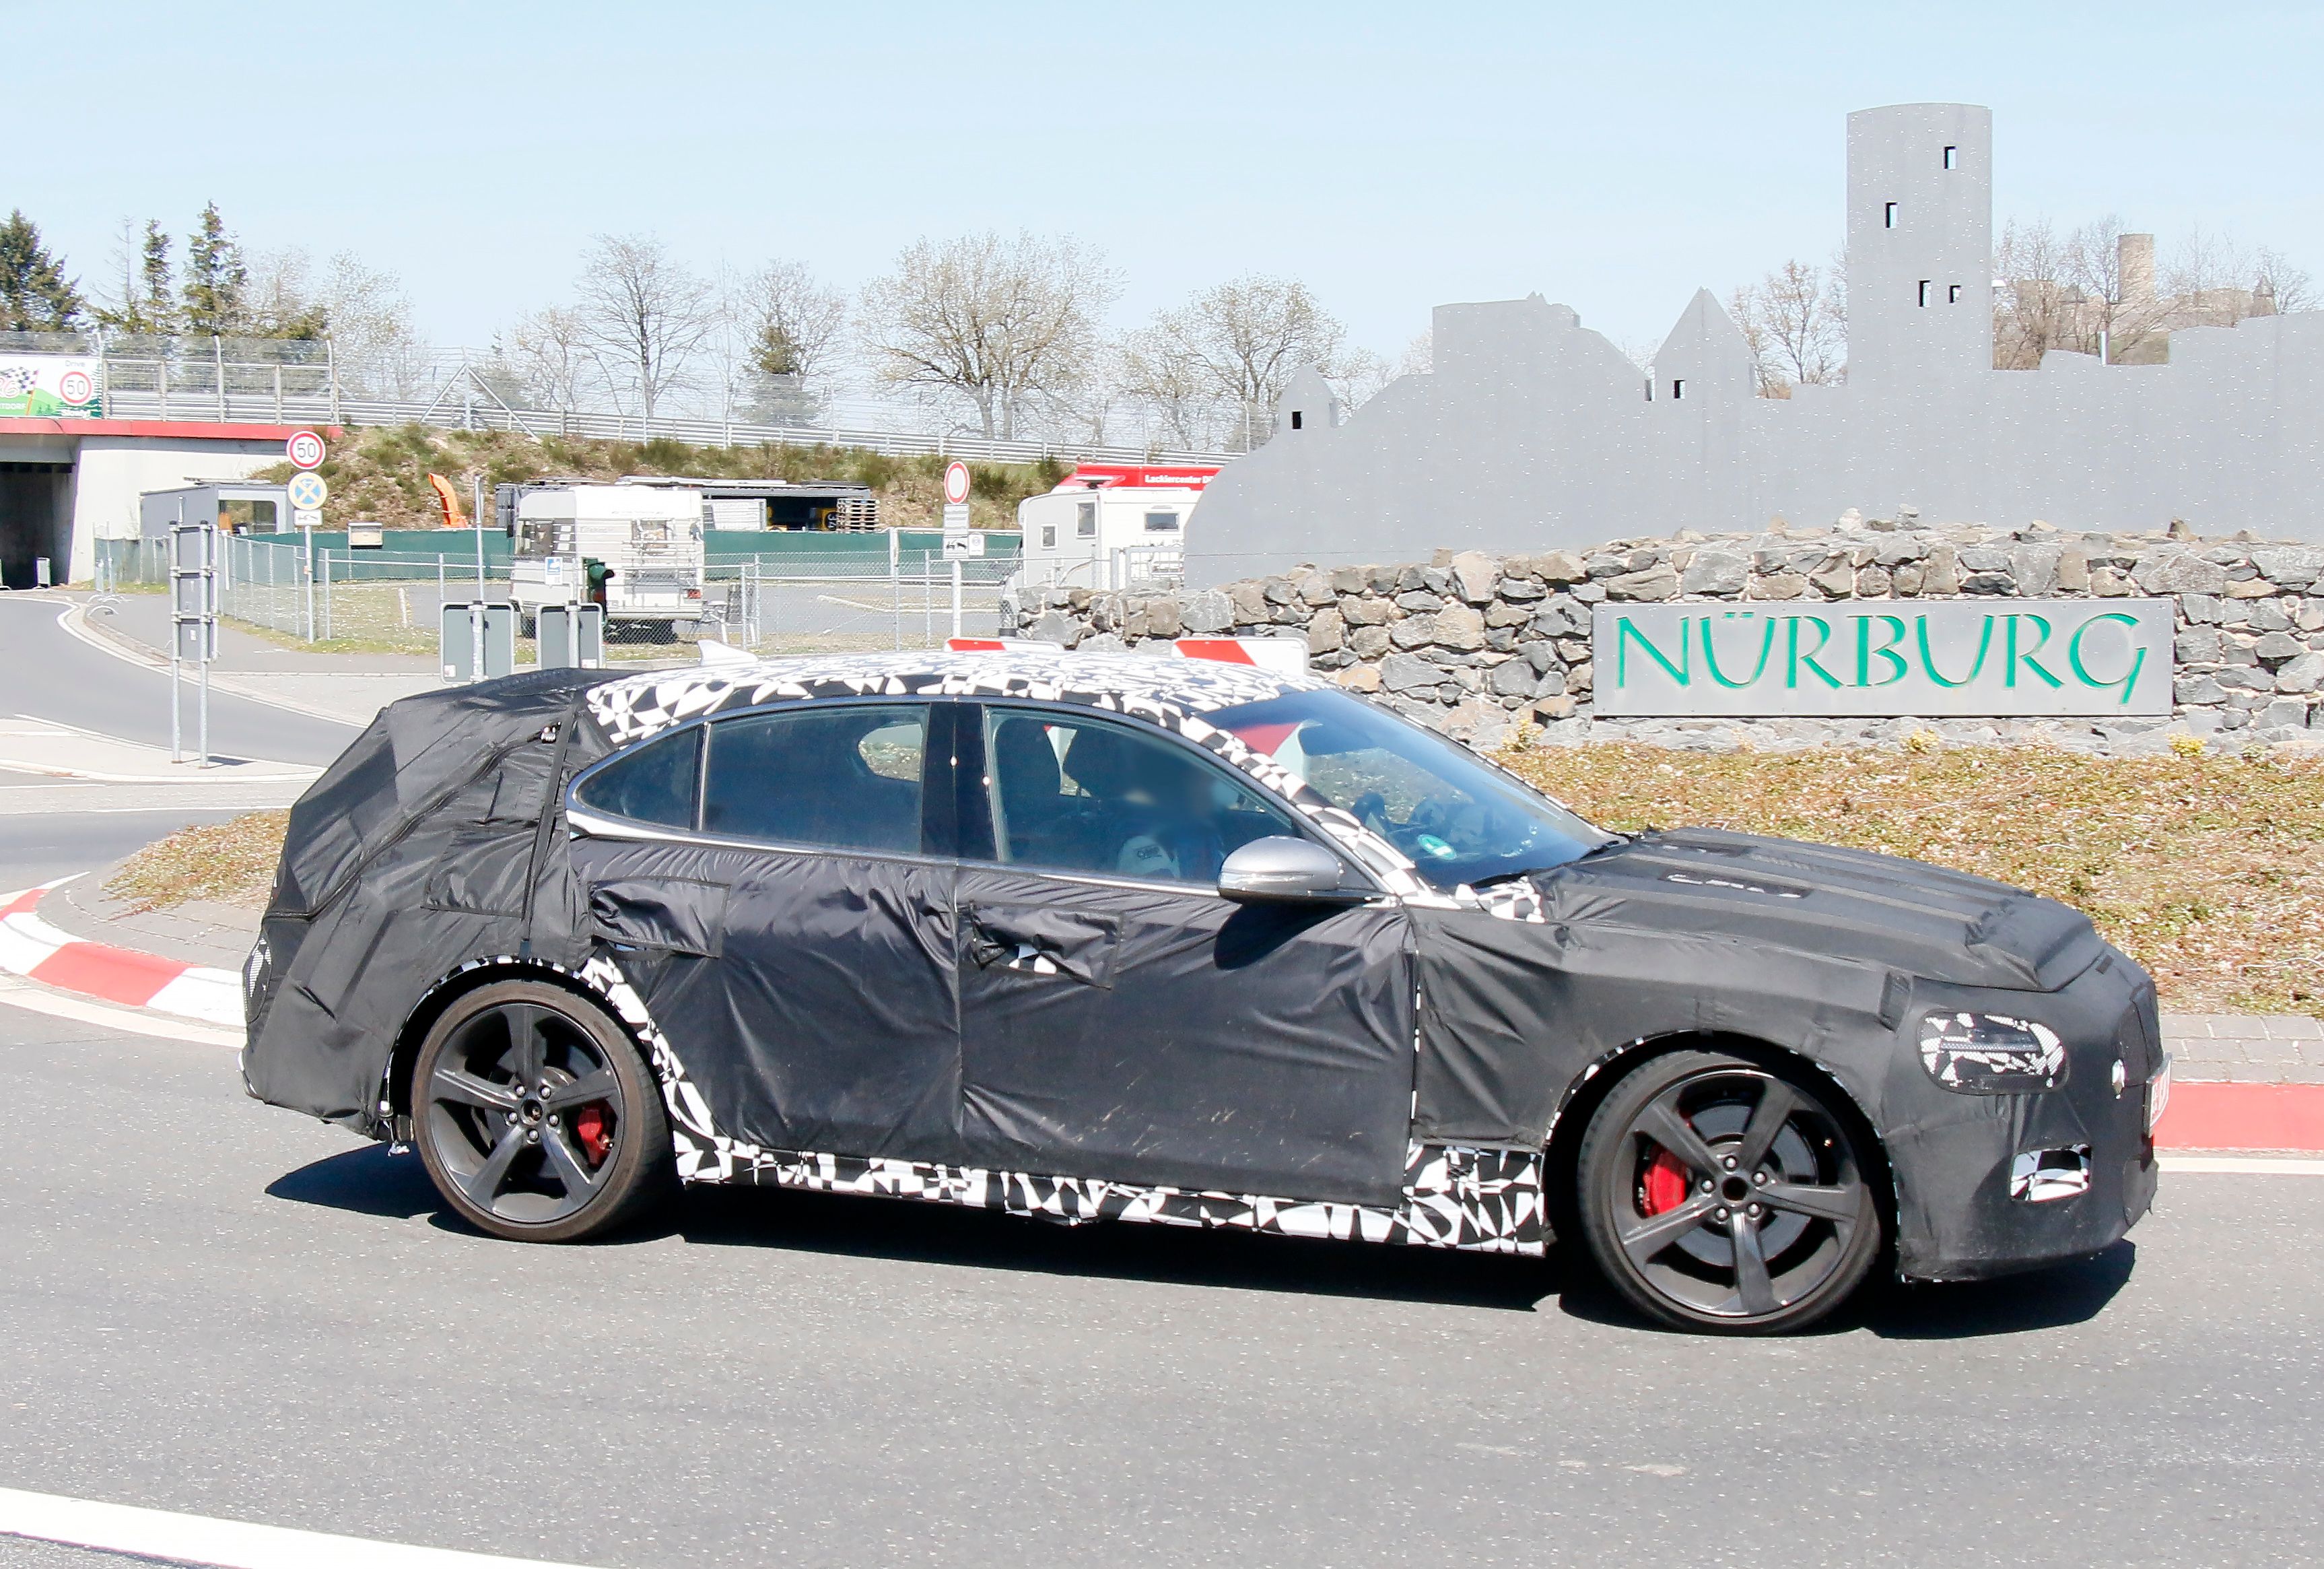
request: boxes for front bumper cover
[1882,955,2160,1283]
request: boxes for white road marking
[2158,1155,2324,1176]
[0,970,240,1047]
[0,1486,596,1568]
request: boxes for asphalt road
[0,596,357,768]
[0,999,2318,1568]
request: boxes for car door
[951,702,1416,1207]
[566,698,965,1164]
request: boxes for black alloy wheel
[1575,1048,1884,1334]
[413,980,673,1242]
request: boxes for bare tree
[1730,259,1845,393]
[573,234,718,420]
[728,259,846,425]
[1126,275,1347,450]
[497,306,597,413]
[857,231,1117,440]
[1991,220,2076,368]
[1116,323,1221,450]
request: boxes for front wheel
[1575,1048,1884,1334]
[413,980,673,1242]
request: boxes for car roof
[585,648,1327,747]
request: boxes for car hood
[1527,827,2105,992]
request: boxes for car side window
[983,708,1300,885]
[701,704,928,855]
[572,725,701,829]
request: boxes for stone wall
[1006,514,2324,754]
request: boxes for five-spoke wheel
[1576,1048,1883,1334]
[413,980,672,1242]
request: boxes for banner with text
[0,356,101,418]
[1592,599,2173,717]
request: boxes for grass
[109,743,2324,1017]
[105,811,289,913]
[1500,741,2324,1017]
[246,424,1068,533]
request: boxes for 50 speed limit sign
[287,431,326,469]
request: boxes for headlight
[1919,1011,2067,1094]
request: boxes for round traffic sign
[943,461,971,506]
[287,471,329,510]
[287,431,326,469]
[56,370,94,405]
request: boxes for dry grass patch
[106,811,289,914]
[1501,743,2324,1017]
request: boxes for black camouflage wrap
[243,650,2157,1281]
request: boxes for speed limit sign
[287,431,326,469]
[943,461,970,506]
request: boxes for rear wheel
[1575,1048,1882,1334]
[413,980,673,1242]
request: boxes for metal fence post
[321,550,333,641]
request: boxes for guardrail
[73,364,1241,467]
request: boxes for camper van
[510,484,706,638]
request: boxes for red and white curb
[0,880,242,1029]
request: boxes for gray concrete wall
[1184,104,2324,584]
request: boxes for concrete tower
[1845,104,1993,383]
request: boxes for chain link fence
[95,536,1017,657]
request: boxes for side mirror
[1219,836,1360,903]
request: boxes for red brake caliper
[1639,1148,1691,1217]
[574,1104,613,1166]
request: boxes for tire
[1574,1048,1883,1334]
[412,979,673,1242]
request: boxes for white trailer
[1014,464,1218,593]
[511,483,707,637]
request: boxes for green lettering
[2006,613,2065,689]
[1853,614,1910,687]
[1616,617,1690,687]
[1700,613,1776,689]
[1917,613,1994,688]
[1785,616,1842,689]
[2067,612,2150,706]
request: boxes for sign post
[941,461,971,640]
[168,512,217,766]
[287,471,327,642]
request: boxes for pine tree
[95,220,175,334]
[0,211,86,332]
[180,202,247,337]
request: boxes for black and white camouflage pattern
[560,952,1548,1255]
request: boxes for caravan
[509,484,707,638]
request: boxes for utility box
[440,601,518,683]
[535,602,605,671]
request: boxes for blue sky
[16,1,2321,356]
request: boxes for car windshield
[1205,689,1614,890]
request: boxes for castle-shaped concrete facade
[1188,104,2324,582]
